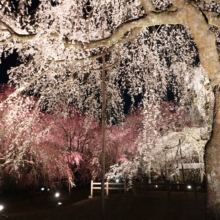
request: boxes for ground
[0,186,206,220]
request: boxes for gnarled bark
[206,86,220,219]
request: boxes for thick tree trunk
[206,86,220,219]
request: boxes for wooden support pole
[89,180,93,199]
[106,182,109,197]
[101,30,106,220]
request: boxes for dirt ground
[0,186,206,220]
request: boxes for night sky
[0,50,19,84]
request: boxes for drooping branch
[0,20,36,41]
[71,2,220,87]
[1,1,219,88]
[71,23,144,50]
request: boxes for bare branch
[0,20,36,40]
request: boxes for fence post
[106,182,109,197]
[89,180,93,199]
[166,180,171,201]
[194,182,199,202]
[145,180,148,198]
[123,181,127,198]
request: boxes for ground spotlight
[58,202,62,205]
[55,192,60,198]
[187,185,192,189]
[41,187,45,191]
[155,185,158,188]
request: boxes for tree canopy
[1,0,220,218]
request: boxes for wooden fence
[88,180,126,198]
[89,180,205,202]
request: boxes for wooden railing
[88,180,126,198]
[88,180,205,202]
